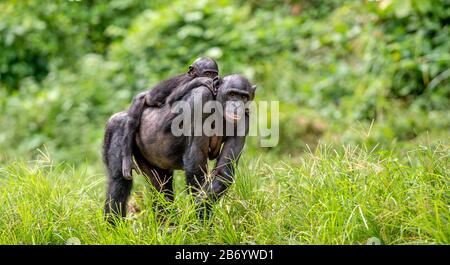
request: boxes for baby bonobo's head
[188,57,219,78]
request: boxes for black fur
[145,73,193,107]
[120,59,219,179]
[103,112,133,221]
[103,74,255,221]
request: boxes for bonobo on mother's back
[121,57,219,179]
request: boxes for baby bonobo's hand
[193,77,214,90]
[193,77,219,96]
[212,76,220,96]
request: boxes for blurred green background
[0,0,449,167]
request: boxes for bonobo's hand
[122,157,140,180]
[213,76,221,92]
[194,76,219,96]
[194,192,212,221]
[194,77,214,90]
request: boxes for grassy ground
[0,142,448,245]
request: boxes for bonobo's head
[188,57,219,78]
[217,74,257,124]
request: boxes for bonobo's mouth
[224,101,245,123]
[226,113,241,121]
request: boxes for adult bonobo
[121,57,219,180]
[103,74,256,220]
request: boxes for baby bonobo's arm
[144,74,187,107]
[166,77,215,106]
[145,86,173,107]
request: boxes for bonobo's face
[200,70,218,78]
[217,74,256,124]
[189,57,219,78]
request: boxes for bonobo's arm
[145,85,173,107]
[166,77,215,106]
[195,133,246,219]
[144,74,187,107]
[205,135,246,199]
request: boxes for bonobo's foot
[195,194,213,221]
[197,202,212,221]
[197,207,211,221]
[147,100,163,108]
[122,157,140,180]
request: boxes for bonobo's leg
[197,136,246,220]
[103,112,133,222]
[122,92,147,179]
[105,176,133,221]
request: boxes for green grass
[0,143,448,245]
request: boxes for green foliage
[372,0,450,109]
[107,0,302,92]
[1,0,449,162]
[0,0,155,90]
[0,54,130,163]
[0,0,449,245]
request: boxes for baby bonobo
[121,57,219,179]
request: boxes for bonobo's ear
[251,84,257,92]
[213,77,221,88]
[188,66,196,76]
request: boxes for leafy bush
[0,0,448,163]
[0,0,155,90]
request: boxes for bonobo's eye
[205,72,212,77]
[229,91,236,97]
